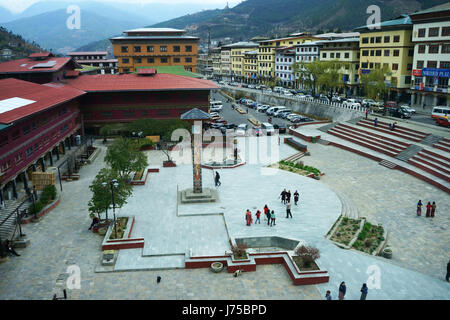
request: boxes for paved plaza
[0,130,449,299]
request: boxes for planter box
[130,167,157,186]
[101,216,145,251]
[21,196,61,224]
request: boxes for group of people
[325,282,368,300]
[279,189,300,206]
[245,205,277,227]
[389,122,397,131]
[416,200,437,217]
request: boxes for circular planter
[210,262,224,273]
[382,248,392,259]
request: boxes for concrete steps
[395,144,423,162]
[379,159,398,169]
[420,134,445,147]
[412,154,450,175]
[357,122,424,143]
[339,123,411,147]
[360,119,429,139]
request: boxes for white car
[235,124,248,136]
[245,99,254,106]
[343,99,361,108]
[287,113,300,121]
[248,84,256,89]
[401,105,416,114]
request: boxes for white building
[66,51,118,74]
[275,46,296,87]
[409,3,450,108]
[295,41,322,64]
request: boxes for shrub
[357,231,367,241]
[353,240,362,249]
[231,243,247,258]
[365,239,372,248]
[295,245,320,268]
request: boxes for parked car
[435,116,450,127]
[245,99,254,106]
[273,123,287,134]
[273,86,284,93]
[261,122,275,135]
[257,104,270,112]
[289,89,297,95]
[319,96,330,103]
[385,101,399,110]
[210,100,223,112]
[400,105,416,114]
[388,107,411,119]
[287,113,301,121]
[235,124,248,136]
[220,123,237,134]
[361,99,376,108]
[213,118,228,124]
[210,123,225,130]
[280,112,292,119]
[248,84,256,89]
[343,98,361,108]
[274,109,292,118]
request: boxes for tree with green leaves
[104,137,148,181]
[99,124,116,143]
[360,65,391,102]
[88,168,133,221]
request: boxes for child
[255,210,261,224]
[270,210,276,227]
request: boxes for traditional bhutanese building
[110,28,199,74]
[66,51,118,75]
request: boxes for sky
[0,0,242,13]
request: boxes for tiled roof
[0,78,85,124]
[66,51,108,56]
[63,73,218,92]
[0,57,77,74]
[180,108,211,120]
[355,14,412,31]
[29,52,54,58]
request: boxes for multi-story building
[320,38,361,95]
[275,46,296,87]
[409,4,450,108]
[210,47,221,78]
[356,15,414,101]
[243,50,258,83]
[110,28,199,74]
[0,78,84,202]
[295,41,322,64]
[221,42,258,83]
[66,51,118,74]
[220,46,231,81]
[0,52,80,84]
[197,53,213,76]
[257,35,321,82]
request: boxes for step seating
[408,149,450,182]
[360,118,430,139]
[407,158,450,182]
[357,120,426,143]
[433,140,450,153]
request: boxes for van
[210,101,223,111]
[261,122,275,135]
[266,106,286,116]
[431,106,450,119]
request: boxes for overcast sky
[1,0,242,13]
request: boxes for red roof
[29,52,54,58]
[64,73,218,92]
[66,51,108,56]
[0,57,76,74]
[0,78,85,124]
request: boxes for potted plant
[382,247,392,259]
[210,262,224,273]
[294,245,320,269]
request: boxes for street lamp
[102,179,119,238]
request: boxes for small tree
[104,137,148,181]
[88,168,133,221]
[99,124,115,143]
[295,245,320,268]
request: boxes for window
[408,49,414,57]
[160,46,167,52]
[370,50,374,56]
[322,52,327,58]
[147,57,154,63]
[393,35,400,42]
[336,53,340,58]
[1,160,11,172]
[362,37,369,44]
[384,36,390,43]
[23,125,30,135]
[438,77,449,88]
[123,68,129,73]
[393,50,400,57]
[135,58,142,64]
[384,50,390,56]
[375,37,382,43]
[370,37,375,43]
[174,57,180,63]
[427,61,437,68]
[122,58,129,64]
[369,62,374,69]
[416,60,424,69]
[429,45,439,54]
[330,53,335,58]
[405,76,412,85]
[376,50,382,56]
[26,147,33,157]
[121,46,128,53]
[134,46,141,52]
[0,135,8,147]
[185,45,192,52]
[418,28,426,37]
[345,52,349,59]
[14,153,23,164]
[173,45,180,52]
[160,57,168,63]
[418,45,426,53]
[407,64,412,71]
[392,63,398,71]
[146,46,154,52]
[440,61,450,68]
[185,57,192,63]
[442,43,450,53]
[442,27,450,36]
[12,129,20,140]
[123,110,135,117]
[428,27,439,37]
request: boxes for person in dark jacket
[215,171,221,187]
[280,189,286,204]
[417,200,423,216]
[5,240,20,257]
[338,282,346,300]
[294,190,299,205]
[88,216,100,230]
[286,190,291,203]
[446,260,450,282]
[360,283,368,300]
[325,290,332,300]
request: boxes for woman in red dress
[426,202,431,217]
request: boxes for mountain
[148,0,448,41]
[0,26,43,61]
[1,9,144,54]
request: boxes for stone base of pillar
[179,187,219,204]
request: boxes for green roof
[409,2,450,16]
[355,14,412,31]
[135,66,202,78]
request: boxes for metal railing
[0,195,31,247]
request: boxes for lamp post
[102,179,118,238]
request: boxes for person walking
[446,260,450,282]
[286,190,291,204]
[417,200,423,216]
[270,210,276,227]
[338,282,346,300]
[245,209,252,226]
[374,118,378,127]
[286,201,292,218]
[255,210,261,224]
[215,171,221,187]
[426,201,431,217]
[88,216,100,230]
[263,205,270,223]
[325,290,332,300]
[280,189,286,204]
[294,190,299,205]
[365,108,369,119]
[431,202,436,217]
[360,283,368,300]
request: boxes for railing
[0,195,31,246]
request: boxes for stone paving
[0,136,449,300]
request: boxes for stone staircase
[317,122,338,133]
[420,134,444,147]
[0,198,26,241]
[395,144,424,162]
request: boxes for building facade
[66,51,118,74]
[275,47,296,87]
[220,46,231,81]
[110,28,199,74]
[356,15,414,101]
[409,4,450,108]
[243,50,258,83]
[221,42,258,83]
[210,47,221,78]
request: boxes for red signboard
[419,82,424,90]
[412,69,422,77]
